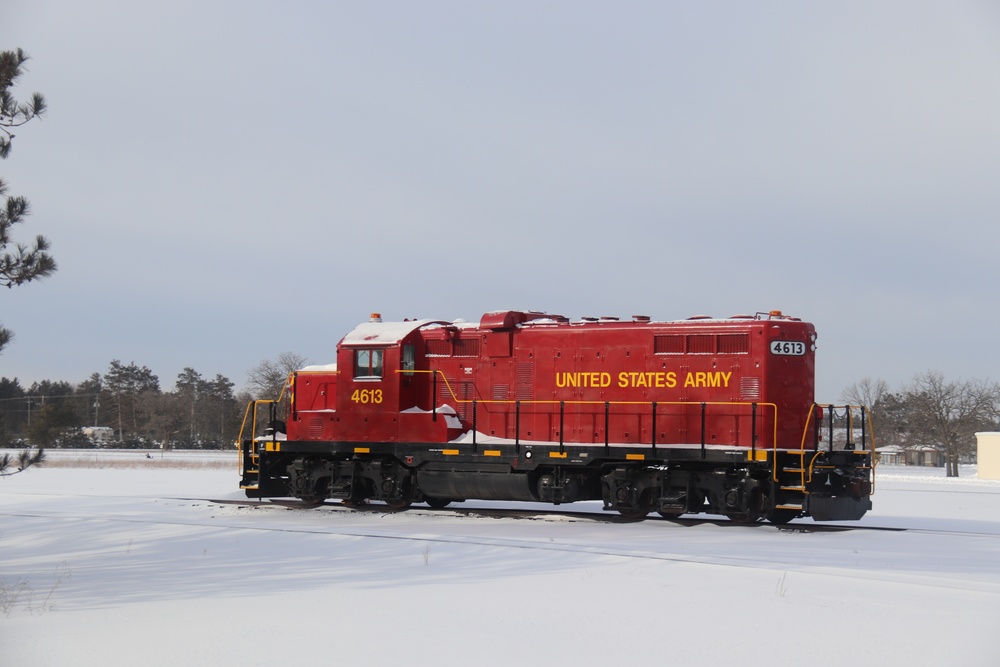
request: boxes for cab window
[354,349,384,379]
[402,344,415,376]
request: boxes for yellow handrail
[398,368,779,449]
[789,404,877,489]
[235,398,278,474]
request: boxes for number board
[770,340,806,356]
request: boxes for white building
[82,426,114,444]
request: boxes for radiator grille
[655,332,749,354]
[717,333,749,354]
[687,334,715,354]
[425,340,450,356]
[654,335,684,354]
[453,338,481,357]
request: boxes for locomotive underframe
[242,439,873,523]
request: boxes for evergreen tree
[104,360,160,443]
[26,402,82,447]
[1,48,55,353]
[0,376,25,444]
[0,447,44,476]
[175,367,206,446]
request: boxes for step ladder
[236,398,279,491]
[774,451,809,513]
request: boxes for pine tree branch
[0,448,45,476]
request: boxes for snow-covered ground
[2,454,999,666]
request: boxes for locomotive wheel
[727,488,767,524]
[288,497,325,508]
[424,497,452,509]
[617,489,654,521]
[383,499,412,511]
[766,508,799,525]
[617,507,650,521]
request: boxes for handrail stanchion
[559,401,565,454]
[515,400,521,455]
[860,406,867,451]
[604,401,610,454]
[472,399,478,452]
[828,404,835,452]
[700,402,707,459]
[432,371,437,422]
[814,404,821,451]
[651,402,657,455]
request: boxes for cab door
[338,345,400,442]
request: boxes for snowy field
[2,452,999,666]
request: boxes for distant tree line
[842,371,1000,478]
[0,353,306,450]
[4,360,998,476]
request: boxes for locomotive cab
[287,315,464,445]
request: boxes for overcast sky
[3,1,1000,399]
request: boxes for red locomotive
[238,309,874,523]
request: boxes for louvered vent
[440,380,475,420]
[516,362,534,400]
[740,376,761,400]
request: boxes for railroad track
[194,496,907,533]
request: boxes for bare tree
[840,377,890,410]
[904,371,1000,477]
[245,352,307,400]
[841,377,896,448]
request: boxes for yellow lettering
[557,371,614,388]
[684,372,707,388]
[564,369,715,391]
[705,371,732,388]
